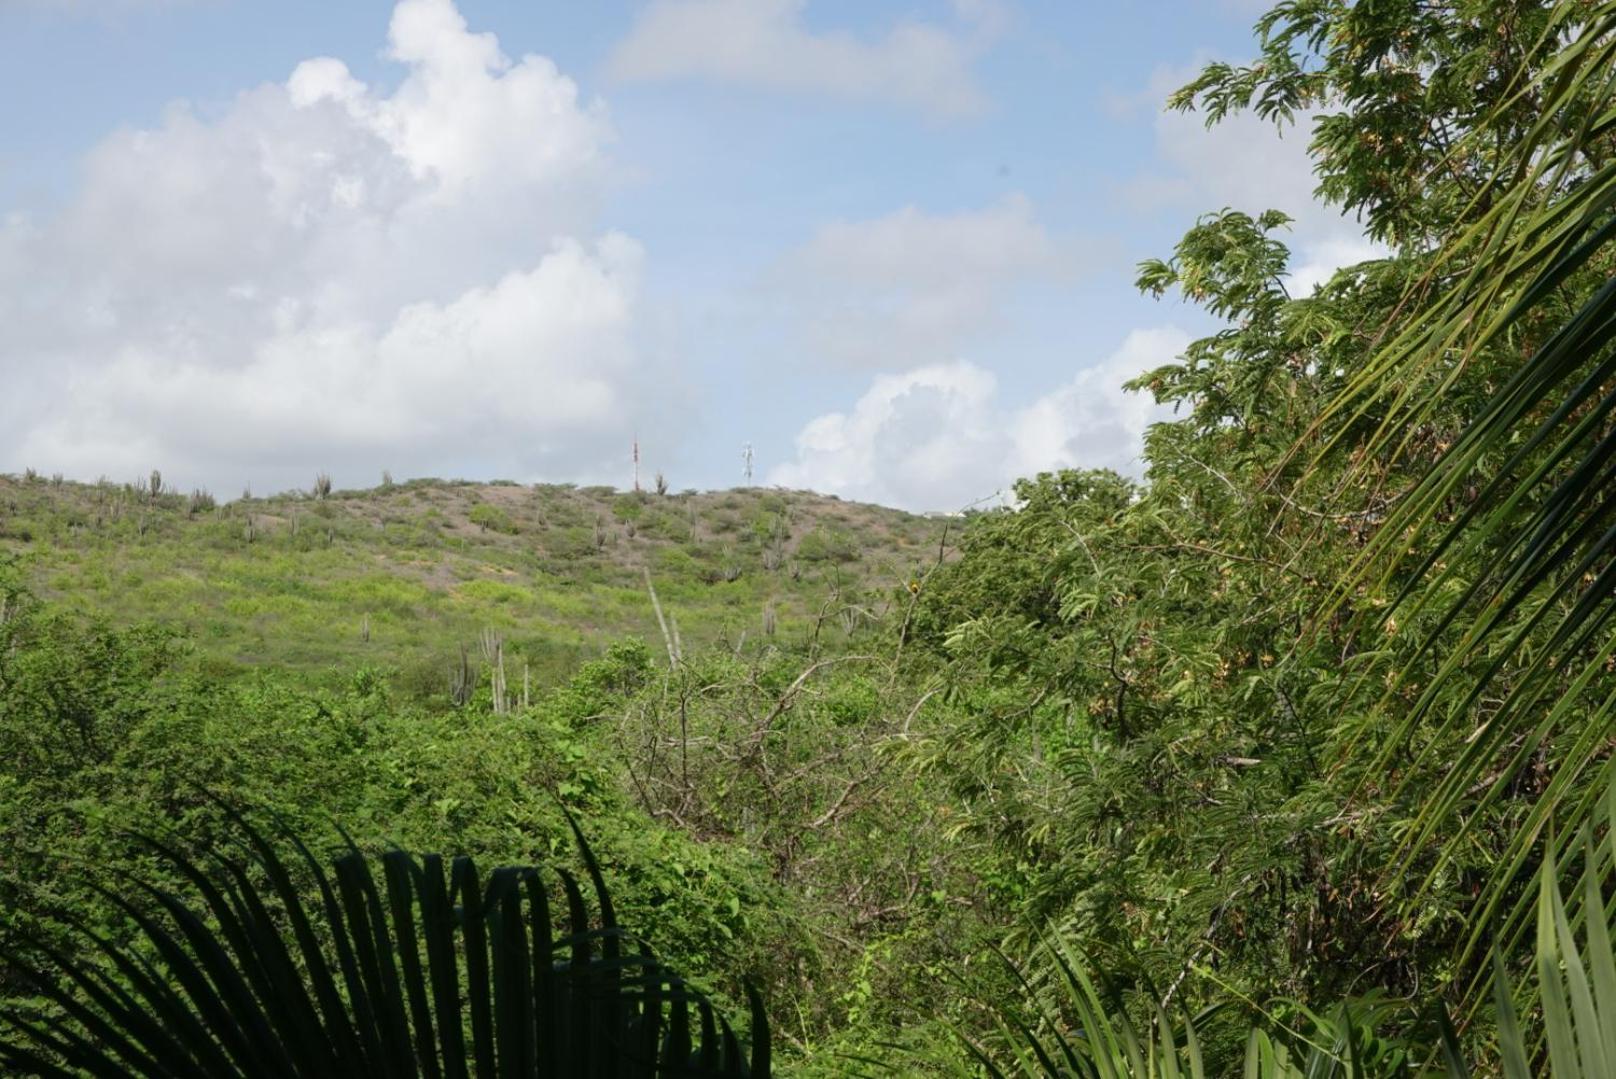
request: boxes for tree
[1172,1,1571,246]
[1127,0,1616,1037]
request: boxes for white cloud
[769,363,1009,512]
[0,0,665,493]
[607,0,993,121]
[1010,327,1188,475]
[1124,61,1327,229]
[768,327,1188,512]
[1286,235,1387,296]
[775,194,1074,369]
[18,236,646,484]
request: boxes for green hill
[0,472,947,690]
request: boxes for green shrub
[612,494,646,522]
[468,502,519,534]
[795,526,857,564]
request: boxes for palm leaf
[1291,0,1616,1016]
[0,813,767,1077]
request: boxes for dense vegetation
[12,0,1616,1073]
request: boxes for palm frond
[0,812,768,1078]
[1290,0,1616,1009]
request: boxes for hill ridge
[0,472,948,691]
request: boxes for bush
[655,545,700,576]
[796,525,857,564]
[612,495,646,522]
[468,502,519,534]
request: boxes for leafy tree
[1172,0,1572,245]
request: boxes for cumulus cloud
[1287,235,1388,296]
[17,237,646,484]
[775,194,1074,369]
[0,0,664,492]
[1010,327,1189,474]
[769,363,1009,512]
[769,327,1189,512]
[607,0,995,121]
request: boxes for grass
[0,474,947,691]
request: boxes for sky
[0,0,1374,512]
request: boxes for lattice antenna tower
[742,442,753,485]
[633,436,641,493]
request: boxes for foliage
[1171,0,1569,246]
[467,502,519,535]
[15,1,1616,1074]
[0,480,942,689]
[904,1,1616,1068]
[0,812,768,1077]
[964,801,1616,1077]
[1288,0,1616,1023]
[0,576,950,1069]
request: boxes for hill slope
[0,474,949,690]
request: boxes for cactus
[479,628,508,714]
[448,645,475,707]
[762,522,785,571]
[313,472,332,500]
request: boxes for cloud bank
[769,327,1188,512]
[0,0,659,493]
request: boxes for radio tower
[632,437,641,492]
[742,442,753,485]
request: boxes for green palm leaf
[1288,0,1616,1015]
[0,813,768,1078]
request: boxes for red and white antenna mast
[632,436,641,492]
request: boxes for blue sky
[0,0,1365,510]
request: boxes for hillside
[0,473,948,691]
[18,4,1616,1075]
